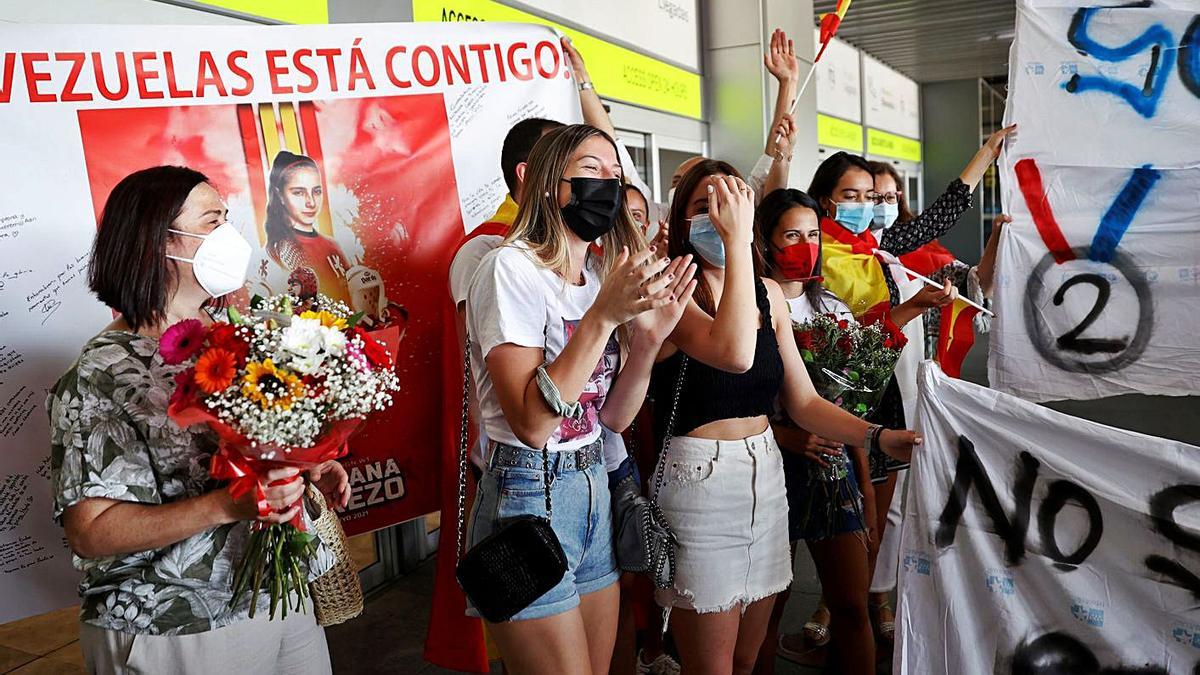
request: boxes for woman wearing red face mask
[750,189,934,675]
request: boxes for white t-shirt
[450,233,506,469]
[785,288,854,324]
[450,234,505,306]
[467,242,619,453]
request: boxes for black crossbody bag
[611,356,688,588]
[454,339,567,623]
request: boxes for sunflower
[242,359,306,410]
[299,310,347,330]
[194,349,238,394]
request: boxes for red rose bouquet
[163,293,400,619]
[793,312,907,418]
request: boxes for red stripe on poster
[1015,158,1075,264]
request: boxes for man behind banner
[425,36,654,673]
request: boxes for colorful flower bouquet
[163,293,400,619]
[794,313,907,419]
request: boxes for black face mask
[560,177,622,241]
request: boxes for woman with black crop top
[647,160,920,675]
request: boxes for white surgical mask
[872,202,900,231]
[166,223,252,297]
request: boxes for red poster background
[77,95,463,535]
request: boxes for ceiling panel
[813,0,1015,82]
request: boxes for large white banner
[897,363,1200,674]
[991,0,1200,401]
[0,20,578,624]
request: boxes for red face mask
[772,242,821,281]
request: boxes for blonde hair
[502,124,647,283]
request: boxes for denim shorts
[464,439,619,622]
[782,449,867,542]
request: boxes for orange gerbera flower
[242,359,306,410]
[299,310,347,330]
[194,348,238,394]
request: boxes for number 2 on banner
[1014,159,1157,374]
[1051,274,1127,355]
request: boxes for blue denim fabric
[464,442,618,622]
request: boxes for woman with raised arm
[648,161,920,675]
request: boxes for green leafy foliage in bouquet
[793,313,908,417]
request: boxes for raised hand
[764,28,800,83]
[590,246,674,328]
[561,36,591,83]
[648,219,670,259]
[706,176,756,249]
[767,113,797,161]
[630,255,699,345]
[983,124,1018,161]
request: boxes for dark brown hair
[88,166,209,331]
[756,188,825,310]
[264,150,319,266]
[501,117,564,199]
[868,160,915,223]
[667,159,764,315]
[807,151,874,211]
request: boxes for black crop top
[650,277,786,440]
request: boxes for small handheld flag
[777,0,854,144]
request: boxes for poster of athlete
[0,20,579,623]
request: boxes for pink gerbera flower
[160,319,206,365]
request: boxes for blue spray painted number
[1063,7,1176,118]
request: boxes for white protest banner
[991,0,1200,401]
[897,363,1200,674]
[0,21,579,624]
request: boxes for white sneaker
[636,649,681,675]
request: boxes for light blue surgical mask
[688,214,725,268]
[834,202,874,234]
[872,202,900,230]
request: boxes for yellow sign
[188,0,328,23]
[413,0,702,120]
[817,114,863,152]
[867,128,922,163]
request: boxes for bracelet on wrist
[578,81,594,92]
[865,424,883,454]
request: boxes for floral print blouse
[47,331,331,636]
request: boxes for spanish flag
[900,239,978,379]
[819,218,892,323]
[937,299,980,378]
[425,197,516,673]
[817,0,854,60]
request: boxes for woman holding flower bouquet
[463,124,699,674]
[752,188,920,674]
[49,166,346,674]
[649,161,920,675]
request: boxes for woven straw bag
[307,485,364,626]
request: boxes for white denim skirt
[654,427,792,614]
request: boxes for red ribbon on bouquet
[169,396,364,529]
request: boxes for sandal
[777,631,826,667]
[802,601,831,647]
[872,599,896,643]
